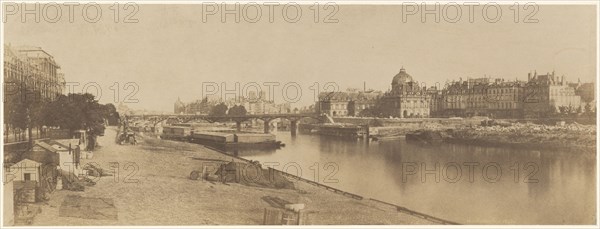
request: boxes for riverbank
[445,123,596,152]
[356,117,596,152]
[28,127,438,225]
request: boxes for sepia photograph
[1,1,598,228]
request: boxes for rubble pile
[191,161,295,189]
[450,122,596,151]
[473,122,596,135]
[60,170,96,191]
[83,164,113,177]
[419,121,447,130]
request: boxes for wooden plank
[263,208,283,225]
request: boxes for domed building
[381,67,431,118]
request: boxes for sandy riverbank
[28,127,437,225]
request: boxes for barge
[299,123,369,139]
[189,131,284,150]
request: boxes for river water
[231,131,596,224]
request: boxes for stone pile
[471,122,596,135]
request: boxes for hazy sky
[4,3,597,112]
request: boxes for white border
[0,1,598,228]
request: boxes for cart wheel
[189,170,200,180]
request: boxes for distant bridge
[125,113,327,135]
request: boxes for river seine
[231,132,595,224]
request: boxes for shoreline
[368,121,596,152]
[26,127,443,225]
[444,134,596,153]
[142,132,459,225]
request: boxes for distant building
[426,86,443,117]
[175,94,291,115]
[485,79,526,118]
[316,91,351,116]
[348,90,382,116]
[313,67,590,119]
[523,71,581,118]
[380,67,430,118]
[3,44,66,101]
[441,81,468,117]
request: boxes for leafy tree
[358,101,387,118]
[358,108,375,117]
[558,106,567,114]
[102,103,120,125]
[41,93,106,150]
[228,105,247,116]
[4,88,46,146]
[210,103,228,116]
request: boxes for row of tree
[208,103,248,116]
[4,89,120,150]
[554,104,596,117]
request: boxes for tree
[558,106,567,114]
[4,88,46,146]
[41,93,106,150]
[358,108,375,117]
[228,105,247,116]
[210,103,228,116]
[101,103,120,125]
[357,101,387,118]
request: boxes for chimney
[528,72,531,81]
[363,82,366,92]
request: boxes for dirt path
[30,127,435,225]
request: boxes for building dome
[392,67,413,85]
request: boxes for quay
[18,127,440,225]
[198,135,459,225]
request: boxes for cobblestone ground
[29,127,435,225]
